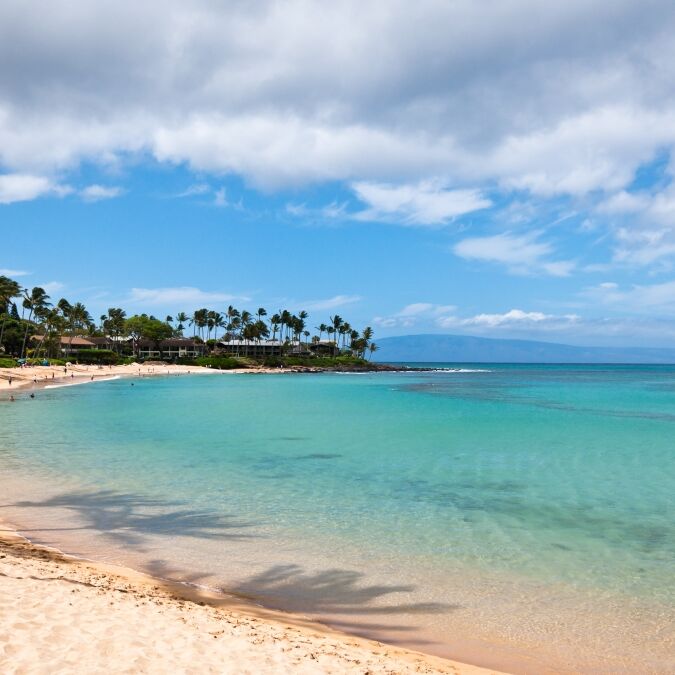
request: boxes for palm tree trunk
[20,310,33,359]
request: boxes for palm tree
[213,312,225,341]
[316,323,327,342]
[70,302,92,334]
[226,305,239,335]
[330,315,343,352]
[175,311,189,336]
[0,275,22,353]
[103,307,127,352]
[191,308,208,339]
[368,342,378,360]
[20,287,51,358]
[270,313,281,341]
[279,309,291,342]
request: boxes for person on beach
[8,376,11,385]
[29,393,34,398]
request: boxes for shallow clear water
[1,366,674,673]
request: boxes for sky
[2,1,675,347]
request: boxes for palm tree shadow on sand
[3,489,258,550]
[5,490,458,646]
[221,564,459,645]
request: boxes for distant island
[374,333,675,364]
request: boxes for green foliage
[0,357,17,368]
[177,355,249,369]
[69,349,120,365]
[271,355,369,368]
[126,315,173,345]
[0,317,27,356]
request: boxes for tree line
[0,275,378,360]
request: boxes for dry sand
[0,526,504,674]
[0,362,298,393]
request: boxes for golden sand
[0,526,504,674]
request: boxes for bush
[178,355,249,369]
[0,357,17,368]
[69,349,120,365]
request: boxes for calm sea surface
[1,365,674,673]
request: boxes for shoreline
[0,362,321,395]
[0,361,421,395]
[0,520,503,674]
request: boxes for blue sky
[2,1,675,347]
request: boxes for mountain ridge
[374,333,675,364]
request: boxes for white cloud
[0,173,70,204]
[487,106,675,196]
[286,200,349,221]
[213,187,228,207]
[80,184,123,201]
[595,184,675,267]
[438,308,580,329]
[127,286,247,307]
[453,231,574,276]
[0,268,30,277]
[583,280,675,313]
[1,1,673,198]
[176,184,210,198]
[352,180,490,226]
[374,302,458,328]
[301,295,361,311]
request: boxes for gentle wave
[44,375,121,389]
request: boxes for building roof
[218,339,284,346]
[137,338,205,347]
[32,335,95,346]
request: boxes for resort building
[31,335,97,356]
[216,339,284,357]
[136,338,206,360]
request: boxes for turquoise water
[1,365,674,673]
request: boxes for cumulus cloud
[80,184,123,201]
[0,1,674,197]
[0,173,70,204]
[352,180,490,226]
[3,1,675,273]
[453,231,574,276]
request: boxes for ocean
[1,365,673,673]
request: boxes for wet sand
[0,523,502,674]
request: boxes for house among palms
[32,335,98,355]
[216,339,284,358]
[137,338,206,360]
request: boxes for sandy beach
[0,362,301,394]
[0,524,502,675]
